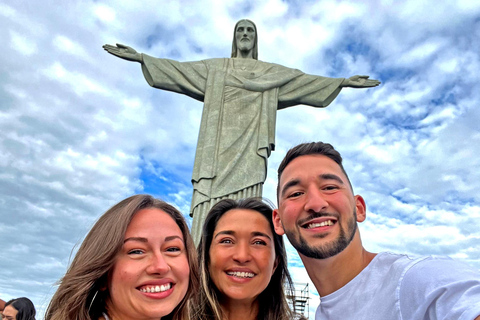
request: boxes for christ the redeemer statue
[103,19,380,243]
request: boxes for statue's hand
[343,75,380,88]
[102,43,142,62]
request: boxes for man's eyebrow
[281,173,344,197]
[280,178,301,198]
[319,173,344,185]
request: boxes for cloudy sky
[1,0,480,318]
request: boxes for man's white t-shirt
[315,252,480,319]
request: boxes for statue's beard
[284,210,357,259]
[237,40,253,53]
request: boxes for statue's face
[235,20,256,53]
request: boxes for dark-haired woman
[195,198,296,320]
[3,297,36,320]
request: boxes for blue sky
[1,1,480,319]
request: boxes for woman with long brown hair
[45,194,198,320]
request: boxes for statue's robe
[141,54,344,242]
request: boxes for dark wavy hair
[195,198,293,320]
[4,297,36,320]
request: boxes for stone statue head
[231,19,258,60]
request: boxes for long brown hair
[45,194,198,320]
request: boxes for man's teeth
[140,283,171,293]
[227,271,254,278]
[307,220,334,228]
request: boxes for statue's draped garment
[141,54,344,241]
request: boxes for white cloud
[9,30,37,56]
[93,4,116,23]
[0,3,16,18]
[42,62,110,96]
[52,35,92,62]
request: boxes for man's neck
[300,234,377,297]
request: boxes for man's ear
[272,209,285,235]
[354,195,367,223]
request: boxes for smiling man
[273,141,480,320]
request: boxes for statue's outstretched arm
[341,75,380,88]
[102,43,143,63]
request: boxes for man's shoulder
[374,252,479,284]
[316,253,480,319]
[370,252,427,273]
[400,254,480,288]
[394,253,480,319]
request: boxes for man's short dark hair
[277,142,352,201]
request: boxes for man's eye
[324,185,339,191]
[287,191,303,198]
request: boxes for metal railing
[286,282,310,319]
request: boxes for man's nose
[304,188,329,213]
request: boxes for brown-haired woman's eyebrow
[165,235,183,242]
[124,237,148,243]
